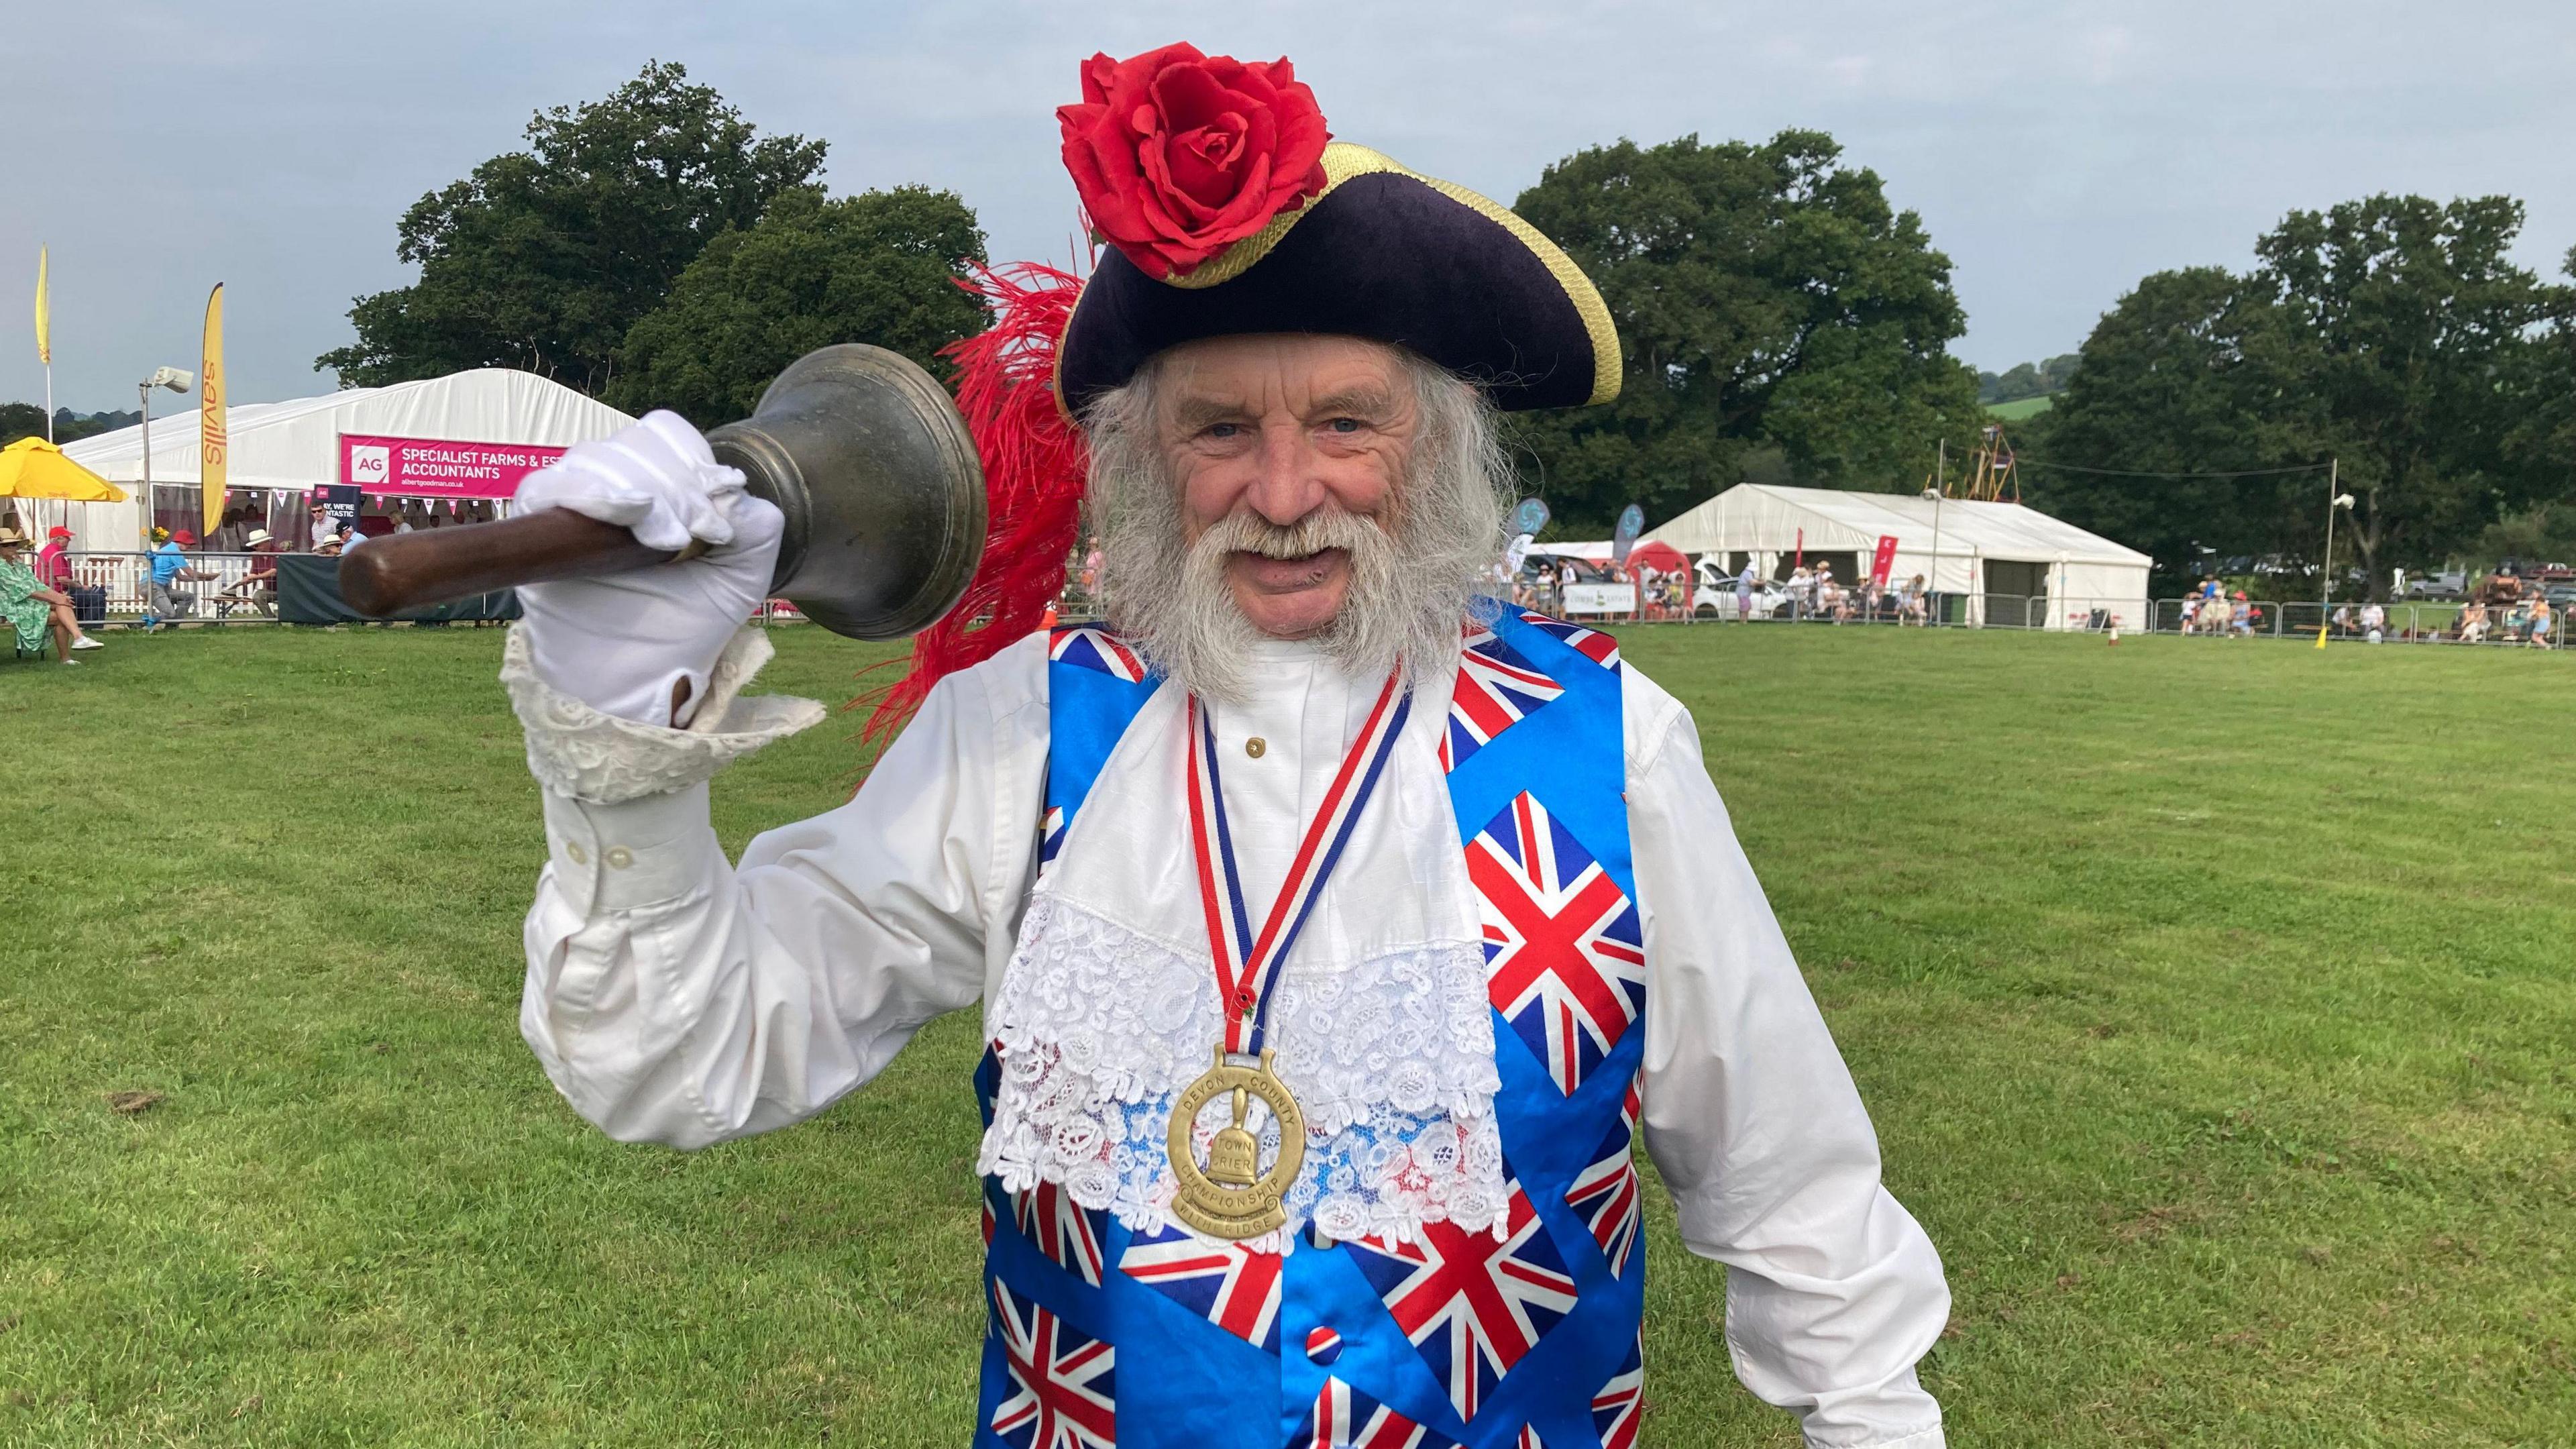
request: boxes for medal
[1165,676,1411,1240]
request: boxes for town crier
[504,43,1950,1449]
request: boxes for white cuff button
[566,842,588,865]
[604,846,634,870]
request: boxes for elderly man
[505,43,1947,1449]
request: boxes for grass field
[1984,395,2055,421]
[5,623,2573,1447]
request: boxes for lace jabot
[500,624,826,804]
[977,894,1508,1252]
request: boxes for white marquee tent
[48,368,634,549]
[1646,482,2152,629]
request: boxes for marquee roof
[1644,483,2150,567]
[62,368,635,492]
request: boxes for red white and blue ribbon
[1187,674,1411,1057]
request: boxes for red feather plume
[862,262,1091,741]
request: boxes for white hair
[1079,344,1513,702]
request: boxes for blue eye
[1328,418,1361,433]
[1205,423,1243,439]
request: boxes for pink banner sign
[337,433,568,499]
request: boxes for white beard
[1081,355,1513,704]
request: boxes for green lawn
[4,623,2573,1447]
[1984,394,2055,421]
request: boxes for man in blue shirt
[143,528,217,631]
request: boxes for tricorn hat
[873,43,1620,735]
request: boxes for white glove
[515,411,784,727]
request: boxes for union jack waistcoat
[975,609,1644,1449]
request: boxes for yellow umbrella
[0,436,127,501]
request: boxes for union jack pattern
[1295,1376,1458,1449]
[1304,1326,1344,1366]
[1591,1336,1644,1449]
[1117,1222,1283,1352]
[1049,625,1148,683]
[1514,611,1620,672]
[989,1279,1116,1449]
[1468,792,1647,1094]
[1564,1080,1644,1276]
[1442,625,1565,771]
[1340,1183,1579,1422]
[1006,1181,1106,1287]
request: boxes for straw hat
[0,527,36,549]
[246,529,274,547]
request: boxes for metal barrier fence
[2147,596,2565,648]
[44,548,2566,651]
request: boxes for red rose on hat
[1059,43,1331,280]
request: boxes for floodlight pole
[1929,439,1947,625]
[139,380,155,535]
[2320,456,2339,618]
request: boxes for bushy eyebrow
[1164,393,1257,436]
[1164,384,1403,436]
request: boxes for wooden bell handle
[336,509,707,617]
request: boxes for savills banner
[201,282,228,539]
[1871,534,1898,590]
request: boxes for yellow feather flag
[201,282,228,540]
[34,248,50,364]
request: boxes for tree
[610,186,988,428]
[2251,195,2567,596]
[318,62,826,395]
[1508,131,1983,532]
[0,405,115,447]
[2020,268,2313,584]
[2027,197,2575,597]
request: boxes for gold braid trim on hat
[1163,143,1622,406]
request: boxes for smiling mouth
[1232,547,1348,592]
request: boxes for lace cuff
[500,624,826,804]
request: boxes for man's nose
[1240,425,1326,527]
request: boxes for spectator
[224,529,283,615]
[2331,604,2354,636]
[144,529,219,631]
[36,525,75,593]
[2233,592,2254,637]
[2459,600,2489,644]
[2528,596,2555,649]
[1734,560,1758,620]
[2359,602,2386,641]
[1902,573,1929,625]
[1,527,103,660]
[1785,564,1813,620]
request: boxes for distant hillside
[1978,354,2077,406]
[1986,394,2054,421]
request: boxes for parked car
[2404,569,2467,600]
[1690,559,1789,619]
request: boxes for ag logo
[349,445,391,487]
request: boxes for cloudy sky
[5,1,2572,412]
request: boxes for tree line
[313,64,2576,592]
[316,65,1992,536]
[2016,199,2576,598]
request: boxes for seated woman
[1,527,104,661]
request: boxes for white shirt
[515,627,1949,1449]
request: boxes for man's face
[1155,334,1417,641]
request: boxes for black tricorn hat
[1057,144,1621,415]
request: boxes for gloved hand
[515,411,784,727]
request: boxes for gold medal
[1166,1046,1306,1240]
[1169,680,1403,1242]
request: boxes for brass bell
[1204,1085,1262,1188]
